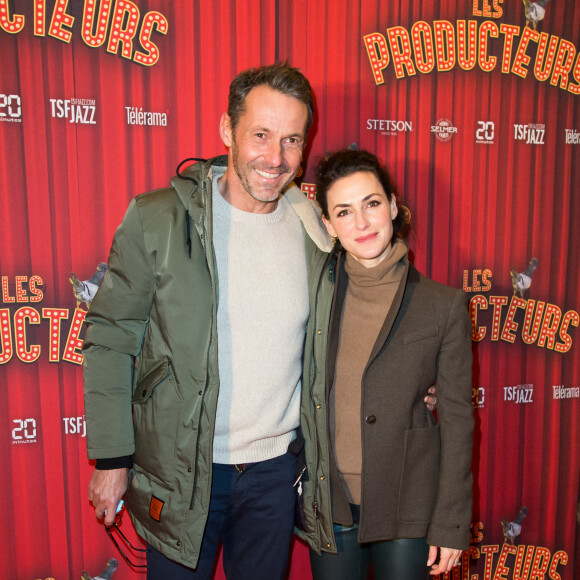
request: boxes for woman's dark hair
[228,62,314,134]
[314,149,408,238]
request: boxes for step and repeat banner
[1,1,578,579]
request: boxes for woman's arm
[426,289,474,551]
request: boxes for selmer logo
[431,118,457,142]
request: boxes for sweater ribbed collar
[344,238,408,287]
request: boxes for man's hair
[227,62,314,134]
[314,148,408,238]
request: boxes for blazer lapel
[366,258,416,365]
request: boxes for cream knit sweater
[211,170,310,464]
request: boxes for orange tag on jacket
[149,496,164,521]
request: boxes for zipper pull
[312,500,319,519]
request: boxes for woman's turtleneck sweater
[330,238,408,505]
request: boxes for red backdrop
[1,1,579,579]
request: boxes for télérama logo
[565,129,579,144]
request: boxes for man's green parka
[83,156,334,568]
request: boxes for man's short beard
[242,174,295,203]
[232,146,297,203]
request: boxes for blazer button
[365,414,376,424]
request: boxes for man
[83,63,333,579]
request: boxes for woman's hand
[427,545,463,575]
[424,385,437,411]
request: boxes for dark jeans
[147,453,297,580]
[309,506,430,580]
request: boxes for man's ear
[322,215,337,239]
[219,113,233,148]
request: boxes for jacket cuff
[95,455,133,470]
[426,523,470,551]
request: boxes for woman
[299,149,473,579]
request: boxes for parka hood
[171,155,333,253]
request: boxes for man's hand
[424,385,437,412]
[427,545,463,575]
[88,467,129,526]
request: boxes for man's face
[220,85,308,213]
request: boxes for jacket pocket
[133,359,170,403]
[397,424,440,523]
[403,325,439,345]
[132,358,181,484]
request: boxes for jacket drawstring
[185,210,192,258]
[176,158,207,260]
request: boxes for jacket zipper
[312,500,319,519]
[310,251,335,540]
[189,179,215,511]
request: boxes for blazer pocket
[397,424,440,524]
[403,325,439,345]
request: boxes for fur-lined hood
[171,155,333,254]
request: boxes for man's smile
[255,168,285,179]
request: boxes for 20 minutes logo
[476,121,495,144]
[0,94,22,123]
[12,418,37,444]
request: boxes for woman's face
[322,171,398,268]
